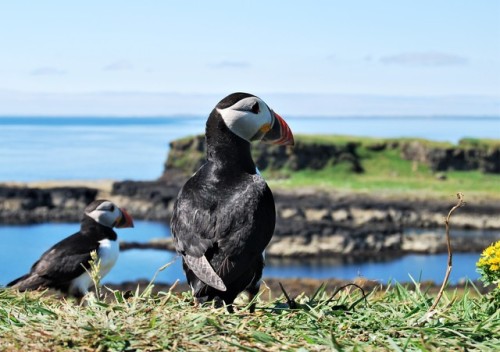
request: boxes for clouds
[208,61,251,69]
[324,51,469,68]
[28,60,136,76]
[380,52,469,67]
[102,60,134,71]
[30,67,67,76]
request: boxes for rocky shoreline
[1,175,499,259]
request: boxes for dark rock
[481,148,500,173]
[164,136,206,176]
[401,140,500,173]
[0,186,97,224]
[162,135,365,176]
[112,179,178,205]
[435,172,447,181]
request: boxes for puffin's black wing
[171,171,275,291]
[8,232,98,289]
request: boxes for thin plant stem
[427,192,466,313]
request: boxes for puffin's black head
[83,199,134,229]
[213,92,294,146]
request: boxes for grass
[458,138,500,149]
[265,138,500,200]
[269,162,500,199]
[1,281,499,351]
[291,134,454,149]
[167,134,500,200]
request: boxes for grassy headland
[2,282,498,351]
[167,134,500,201]
[268,145,499,199]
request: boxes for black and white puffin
[171,92,294,311]
[7,199,134,297]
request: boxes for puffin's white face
[216,96,274,142]
[85,201,133,228]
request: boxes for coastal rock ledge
[1,180,499,259]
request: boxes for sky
[0,1,499,116]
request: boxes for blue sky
[0,1,499,116]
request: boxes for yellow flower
[477,241,500,289]
[484,247,495,256]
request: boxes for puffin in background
[171,92,294,311]
[7,199,134,297]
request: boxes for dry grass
[1,279,499,351]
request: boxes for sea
[0,115,499,286]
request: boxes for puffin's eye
[251,102,260,114]
[99,203,115,212]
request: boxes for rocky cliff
[166,135,500,175]
[165,135,364,175]
[401,139,500,173]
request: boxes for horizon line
[0,114,498,119]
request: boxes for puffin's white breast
[97,239,120,277]
[69,239,119,295]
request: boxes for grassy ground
[269,162,500,200]
[266,135,500,201]
[168,134,500,201]
[1,281,499,351]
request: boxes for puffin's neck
[205,114,256,174]
[80,217,117,241]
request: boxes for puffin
[171,92,294,311]
[7,199,134,297]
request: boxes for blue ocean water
[0,116,498,181]
[0,221,485,286]
[0,116,204,181]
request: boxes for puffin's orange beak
[115,208,134,228]
[261,111,294,146]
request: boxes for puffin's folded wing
[211,180,276,285]
[33,235,99,282]
[184,254,226,291]
[171,186,216,257]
